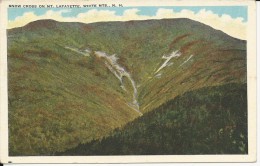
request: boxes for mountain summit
[8,18,246,155]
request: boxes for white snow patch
[155,50,181,73]
[65,46,90,56]
[179,55,193,67]
[155,73,162,79]
[85,49,91,53]
[94,51,142,116]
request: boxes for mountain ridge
[9,18,246,42]
[8,18,247,155]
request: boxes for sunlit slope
[8,18,246,155]
[10,18,246,113]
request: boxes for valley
[7,18,247,155]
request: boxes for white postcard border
[0,0,257,163]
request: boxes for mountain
[60,83,247,155]
[7,18,247,155]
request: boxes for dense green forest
[60,83,247,155]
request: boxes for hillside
[7,18,246,155]
[60,83,247,155]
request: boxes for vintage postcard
[0,0,257,163]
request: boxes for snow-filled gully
[64,46,90,56]
[65,46,193,116]
[155,50,181,74]
[94,51,143,116]
[154,50,193,76]
[64,46,142,116]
